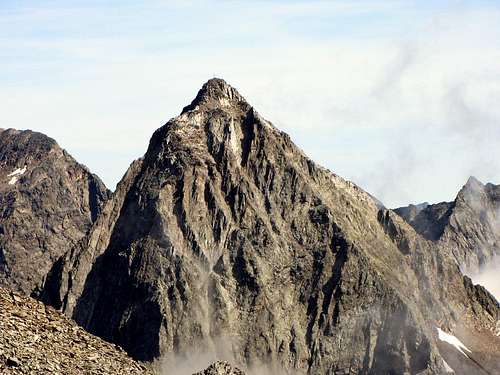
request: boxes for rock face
[43,79,499,374]
[0,286,152,374]
[0,129,109,296]
[395,177,500,270]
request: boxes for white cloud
[0,2,499,208]
[466,256,500,302]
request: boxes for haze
[1,0,500,207]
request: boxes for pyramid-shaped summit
[182,78,249,113]
[42,79,499,374]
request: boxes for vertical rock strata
[43,79,499,374]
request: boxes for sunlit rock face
[44,79,499,374]
[0,129,109,296]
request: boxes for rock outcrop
[0,129,109,296]
[395,177,500,271]
[193,361,245,375]
[0,286,152,374]
[43,79,499,374]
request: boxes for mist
[158,336,299,375]
[465,256,500,302]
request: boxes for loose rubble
[0,286,153,374]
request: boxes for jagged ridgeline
[395,177,500,272]
[0,129,109,296]
[40,79,498,374]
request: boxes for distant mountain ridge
[395,176,500,271]
[39,79,499,374]
[0,128,109,296]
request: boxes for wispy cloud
[0,1,499,207]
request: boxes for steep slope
[0,129,109,296]
[41,158,143,311]
[0,286,152,374]
[44,79,499,374]
[395,177,500,270]
[393,202,451,241]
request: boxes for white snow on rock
[436,327,472,357]
[6,165,27,185]
[442,359,454,373]
[7,166,27,177]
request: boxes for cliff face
[0,129,109,296]
[395,177,500,271]
[43,79,499,374]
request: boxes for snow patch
[8,166,27,177]
[6,165,27,185]
[442,359,454,373]
[436,327,472,358]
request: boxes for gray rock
[43,79,499,374]
[0,129,109,296]
[0,286,152,374]
[193,361,245,375]
[395,176,500,270]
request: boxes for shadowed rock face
[0,129,109,296]
[395,177,500,270]
[394,202,453,242]
[43,79,499,374]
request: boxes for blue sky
[1,0,500,207]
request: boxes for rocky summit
[41,79,500,374]
[395,177,500,271]
[0,129,109,296]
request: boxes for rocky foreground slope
[1,286,241,375]
[395,177,500,271]
[41,79,499,374]
[0,129,109,296]
[0,286,152,374]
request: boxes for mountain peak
[203,77,232,90]
[182,78,247,113]
[465,175,482,186]
[0,128,109,295]
[458,176,485,200]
